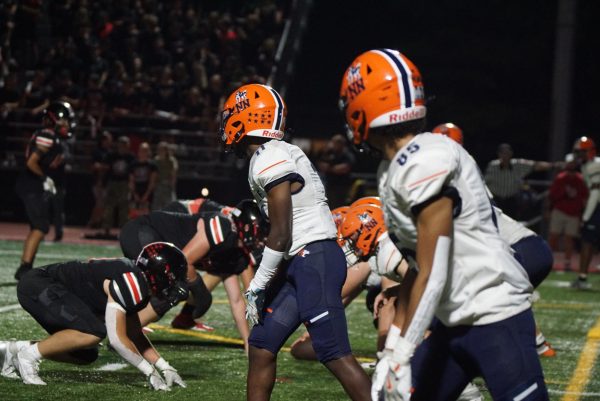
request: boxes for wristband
[136,359,154,376]
[385,324,402,350]
[154,357,170,370]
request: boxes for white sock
[535,333,546,347]
[23,343,42,361]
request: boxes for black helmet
[43,101,76,138]
[233,199,269,250]
[136,242,187,296]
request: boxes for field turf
[1,239,599,400]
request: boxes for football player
[14,101,76,280]
[221,83,371,400]
[571,136,600,289]
[433,123,556,356]
[340,49,548,400]
[119,200,267,352]
[0,242,187,389]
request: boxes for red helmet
[220,84,286,152]
[573,136,596,161]
[339,204,386,259]
[432,123,463,145]
[339,49,426,146]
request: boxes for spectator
[548,153,588,271]
[484,143,556,218]
[87,130,113,228]
[315,134,356,208]
[100,136,134,239]
[152,141,178,211]
[129,141,158,218]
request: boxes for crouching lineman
[119,199,267,351]
[0,242,188,389]
[340,49,548,400]
[221,83,371,400]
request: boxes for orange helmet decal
[220,84,287,149]
[432,123,463,145]
[339,204,386,258]
[339,49,426,145]
[350,196,382,209]
[573,136,596,161]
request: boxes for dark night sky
[285,0,600,170]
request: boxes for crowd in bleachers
[0,0,287,133]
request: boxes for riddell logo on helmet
[389,109,425,123]
[262,130,283,139]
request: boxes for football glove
[147,367,170,391]
[42,176,56,195]
[155,357,186,388]
[244,288,265,327]
[384,336,416,401]
[371,349,392,401]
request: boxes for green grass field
[1,239,599,400]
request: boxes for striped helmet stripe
[260,84,284,131]
[376,49,413,108]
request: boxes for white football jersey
[248,140,337,258]
[581,157,600,221]
[380,133,532,326]
[494,206,535,245]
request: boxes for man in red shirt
[548,154,588,271]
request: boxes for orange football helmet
[220,84,287,152]
[331,206,350,246]
[339,49,426,146]
[432,123,463,145]
[339,204,386,259]
[573,136,596,161]
[350,196,382,208]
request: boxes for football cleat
[537,341,556,358]
[570,277,591,290]
[14,344,46,385]
[171,311,195,330]
[0,341,19,379]
[191,322,215,332]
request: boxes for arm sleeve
[105,302,145,368]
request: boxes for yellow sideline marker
[148,323,376,363]
[561,316,600,401]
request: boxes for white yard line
[95,363,128,372]
[0,304,21,313]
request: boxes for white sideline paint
[549,389,600,398]
[0,250,84,260]
[0,304,21,313]
[96,363,128,372]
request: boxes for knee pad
[306,308,351,363]
[192,289,212,319]
[68,346,99,365]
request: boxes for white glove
[371,349,392,401]
[371,233,405,282]
[155,357,186,388]
[244,287,265,327]
[42,176,56,195]
[384,336,416,401]
[147,367,170,391]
